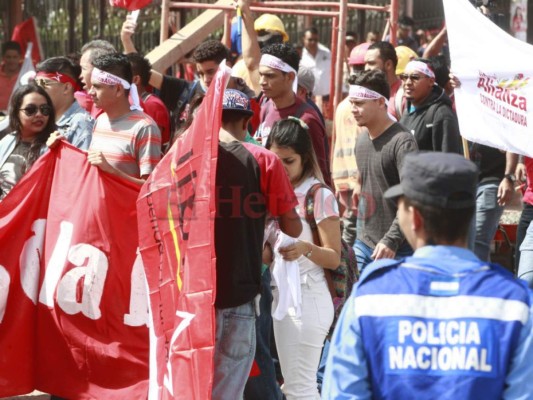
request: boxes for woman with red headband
[0,84,56,200]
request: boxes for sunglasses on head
[20,104,52,117]
[399,73,427,82]
[35,78,62,89]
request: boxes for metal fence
[23,0,162,58]
[281,1,389,47]
[17,0,392,60]
[9,0,469,61]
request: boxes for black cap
[384,152,479,209]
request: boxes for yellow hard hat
[254,14,289,43]
[395,45,418,75]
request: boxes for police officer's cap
[384,152,479,209]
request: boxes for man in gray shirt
[350,70,418,271]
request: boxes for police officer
[323,152,533,399]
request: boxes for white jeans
[272,276,333,400]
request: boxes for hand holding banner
[137,64,231,399]
[0,143,149,399]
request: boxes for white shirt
[300,43,332,96]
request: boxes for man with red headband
[399,59,462,153]
[36,56,94,150]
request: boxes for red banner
[109,0,153,11]
[0,143,149,398]
[137,66,231,399]
[11,17,43,64]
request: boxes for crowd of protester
[1,0,533,398]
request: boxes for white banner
[444,0,533,157]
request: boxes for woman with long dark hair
[0,84,56,199]
[265,117,341,400]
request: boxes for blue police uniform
[322,245,533,400]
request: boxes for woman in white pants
[266,117,341,400]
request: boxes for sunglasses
[35,78,62,89]
[399,73,427,82]
[20,104,52,117]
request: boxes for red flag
[137,66,231,399]
[0,143,149,398]
[110,0,153,11]
[11,17,43,64]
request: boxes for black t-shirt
[469,142,506,183]
[215,141,265,309]
[214,140,297,309]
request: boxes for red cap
[348,42,371,66]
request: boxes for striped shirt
[90,110,161,178]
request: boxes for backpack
[304,183,359,330]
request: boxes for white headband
[405,60,435,79]
[91,68,142,111]
[92,68,131,88]
[348,85,397,121]
[260,54,298,93]
[349,85,388,104]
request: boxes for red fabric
[35,71,82,92]
[143,93,171,149]
[11,17,43,64]
[249,360,261,377]
[249,98,261,136]
[109,0,152,10]
[137,66,231,399]
[0,143,149,398]
[74,91,104,119]
[242,142,298,216]
[523,156,533,205]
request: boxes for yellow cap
[395,46,418,75]
[254,14,289,43]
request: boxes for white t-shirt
[300,44,332,97]
[293,176,339,282]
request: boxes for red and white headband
[92,68,131,89]
[91,68,142,111]
[405,60,435,79]
[260,54,298,93]
[35,71,82,92]
[348,85,397,121]
[349,85,387,103]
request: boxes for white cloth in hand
[271,232,301,321]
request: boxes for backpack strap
[304,182,339,299]
[304,182,331,234]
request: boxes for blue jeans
[516,203,533,270]
[354,239,413,274]
[244,269,283,400]
[213,301,256,400]
[518,220,533,288]
[316,338,331,393]
[467,182,504,262]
